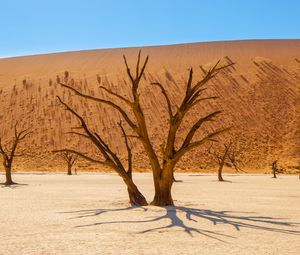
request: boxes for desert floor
[1,173,300,255]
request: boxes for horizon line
[1,38,300,60]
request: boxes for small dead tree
[53,151,78,175]
[209,140,244,181]
[58,51,232,206]
[0,123,30,185]
[271,160,285,178]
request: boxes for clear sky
[1,0,300,57]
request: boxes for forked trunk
[151,165,174,206]
[218,163,225,182]
[67,164,72,175]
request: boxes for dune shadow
[60,205,300,241]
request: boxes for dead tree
[0,123,30,185]
[53,151,78,175]
[209,140,244,181]
[58,51,232,206]
[271,160,285,178]
[55,97,147,206]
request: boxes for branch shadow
[60,205,300,241]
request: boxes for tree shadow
[60,205,300,241]
[0,183,28,189]
[212,180,233,183]
[61,206,148,219]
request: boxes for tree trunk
[272,170,277,178]
[218,163,225,182]
[121,173,148,206]
[5,165,15,185]
[127,186,148,206]
[151,165,174,206]
[67,163,72,175]
[151,180,173,206]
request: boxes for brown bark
[117,167,148,206]
[272,160,278,178]
[126,181,147,206]
[4,164,15,185]
[218,162,225,182]
[151,179,174,206]
[151,163,174,206]
[67,163,72,175]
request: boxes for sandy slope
[0,40,300,171]
[0,173,299,254]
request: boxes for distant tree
[53,150,78,175]
[271,160,285,178]
[208,139,244,181]
[57,51,232,205]
[0,123,30,185]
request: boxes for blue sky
[0,0,300,57]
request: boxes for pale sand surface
[1,173,300,254]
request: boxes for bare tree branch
[65,131,90,139]
[118,121,133,177]
[180,111,222,150]
[151,82,173,119]
[99,85,132,106]
[174,127,231,162]
[58,82,137,131]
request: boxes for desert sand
[1,173,299,254]
[0,39,300,171]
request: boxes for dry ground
[1,173,300,255]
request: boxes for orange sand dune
[0,39,300,172]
